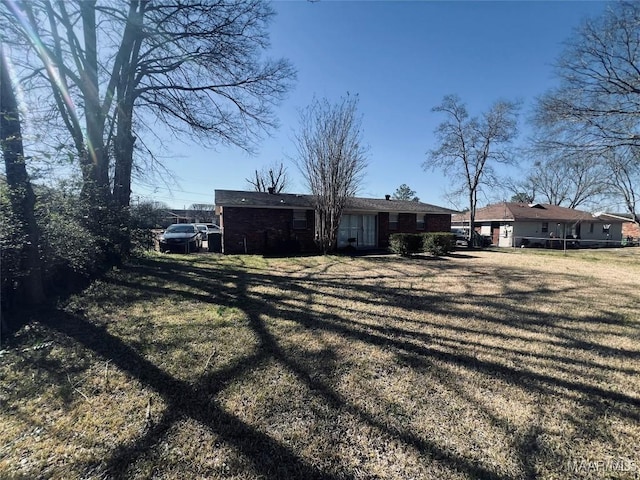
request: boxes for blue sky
[132,1,609,210]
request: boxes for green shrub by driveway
[422,232,455,256]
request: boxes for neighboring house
[452,202,624,248]
[214,189,457,255]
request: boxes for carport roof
[215,190,458,214]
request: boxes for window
[293,210,307,229]
[389,213,398,230]
[589,223,594,234]
[416,214,425,230]
[602,224,611,234]
[541,222,548,233]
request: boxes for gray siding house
[452,202,624,248]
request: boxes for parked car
[205,223,221,233]
[451,228,492,248]
[195,224,209,241]
[159,224,201,253]
[451,228,469,246]
[474,232,493,248]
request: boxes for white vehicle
[195,224,209,240]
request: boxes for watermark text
[566,457,638,476]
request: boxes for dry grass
[1,248,639,479]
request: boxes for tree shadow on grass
[31,254,640,479]
[43,310,337,479]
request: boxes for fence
[512,235,638,250]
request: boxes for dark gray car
[159,224,201,253]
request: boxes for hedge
[389,233,423,256]
[389,232,455,257]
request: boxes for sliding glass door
[337,214,377,249]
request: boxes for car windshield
[166,224,195,233]
[196,225,207,232]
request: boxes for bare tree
[424,95,519,245]
[392,184,419,202]
[2,0,295,256]
[510,192,534,203]
[0,45,44,305]
[188,203,216,223]
[294,95,368,253]
[499,174,537,205]
[524,153,606,208]
[189,203,215,211]
[111,0,295,209]
[246,162,289,193]
[535,2,640,151]
[533,2,640,224]
[2,0,111,217]
[604,147,640,225]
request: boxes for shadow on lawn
[39,254,640,479]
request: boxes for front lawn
[1,249,639,479]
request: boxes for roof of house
[452,202,625,223]
[601,212,638,222]
[215,189,458,214]
[165,209,218,219]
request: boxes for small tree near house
[294,95,368,253]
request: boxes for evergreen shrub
[389,233,423,256]
[422,232,455,256]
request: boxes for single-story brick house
[214,189,457,254]
[452,202,624,248]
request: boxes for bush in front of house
[422,232,455,256]
[389,232,456,257]
[389,233,423,256]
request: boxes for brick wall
[425,214,452,232]
[378,212,390,248]
[623,221,640,239]
[221,207,316,254]
[221,206,453,254]
[390,213,451,233]
[382,212,452,249]
[397,213,417,232]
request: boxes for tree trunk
[468,190,476,248]
[0,46,45,305]
[78,0,112,253]
[113,105,135,209]
[111,1,147,256]
[113,102,136,256]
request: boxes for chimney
[268,186,275,194]
[385,194,391,200]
